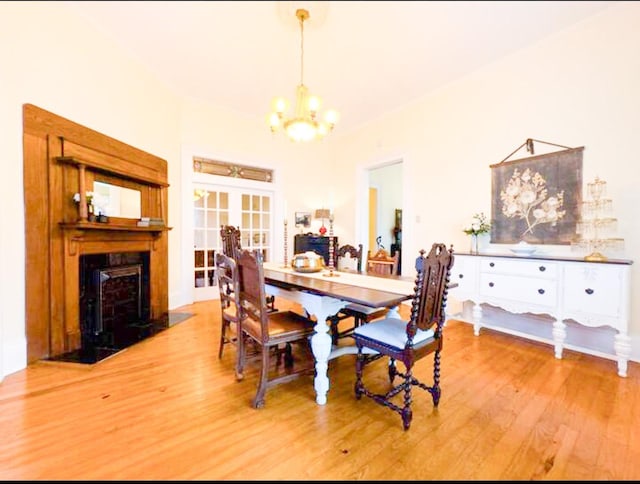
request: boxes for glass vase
[470,234,478,255]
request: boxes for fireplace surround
[23,104,170,363]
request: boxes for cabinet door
[563,263,623,321]
[449,255,478,299]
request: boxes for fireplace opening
[48,251,169,364]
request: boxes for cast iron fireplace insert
[48,251,169,364]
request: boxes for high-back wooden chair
[336,243,363,273]
[366,248,399,276]
[235,249,316,408]
[329,243,389,345]
[220,225,242,259]
[220,225,276,312]
[353,243,454,430]
[214,253,243,368]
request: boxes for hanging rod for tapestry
[498,138,575,164]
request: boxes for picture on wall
[294,211,311,228]
[490,147,583,245]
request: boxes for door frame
[179,146,284,307]
[356,156,406,275]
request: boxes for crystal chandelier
[268,8,338,142]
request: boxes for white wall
[331,2,640,358]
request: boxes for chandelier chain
[299,11,305,86]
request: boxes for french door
[192,184,274,301]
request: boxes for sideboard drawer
[480,258,557,279]
[479,273,557,308]
[563,263,623,318]
[450,255,477,297]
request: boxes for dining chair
[220,225,276,312]
[336,243,363,272]
[329,243,390,345]
[366,248,399,276]
[353,243,454,430]
[235,249,316,408]
[214,253,244,367]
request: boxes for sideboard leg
[614,332,631,378]
[552,319,566,359]
[472,302,482,336]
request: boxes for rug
[169,312,195,326]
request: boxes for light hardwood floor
[1,299,639,480]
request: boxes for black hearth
[48,251,169,364]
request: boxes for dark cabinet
[294,234,337,266]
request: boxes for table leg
[265,284,346,405]
[296,293,346,405]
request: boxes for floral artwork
[490,147,583,245]
[500,168,565,238]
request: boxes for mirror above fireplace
[93,181,141,219]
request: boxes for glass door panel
[193,184,273,301]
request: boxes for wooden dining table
[263,261,417,405]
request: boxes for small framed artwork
[295,211,311,228]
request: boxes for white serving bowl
[510,242,537,256]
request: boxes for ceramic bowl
[510,242,537,256]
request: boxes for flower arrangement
[463,212,491,236]
[73,191,94,205]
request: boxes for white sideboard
[449,253,633,377]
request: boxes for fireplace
[48,251,168,364]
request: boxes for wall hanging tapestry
[490,139,583,245]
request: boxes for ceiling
[61,1,614,135]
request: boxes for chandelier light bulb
[274,97,287,114]
[269,112,281,131]
[324,109,338,127]
[308,96,320,113]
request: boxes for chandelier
[268,8,338,142]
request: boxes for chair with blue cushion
[353,243,454,430]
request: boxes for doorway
[365,160,403,274]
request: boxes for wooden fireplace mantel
[23,103,170,362]
[60,221,170,234]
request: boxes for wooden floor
[1,299,639,480]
